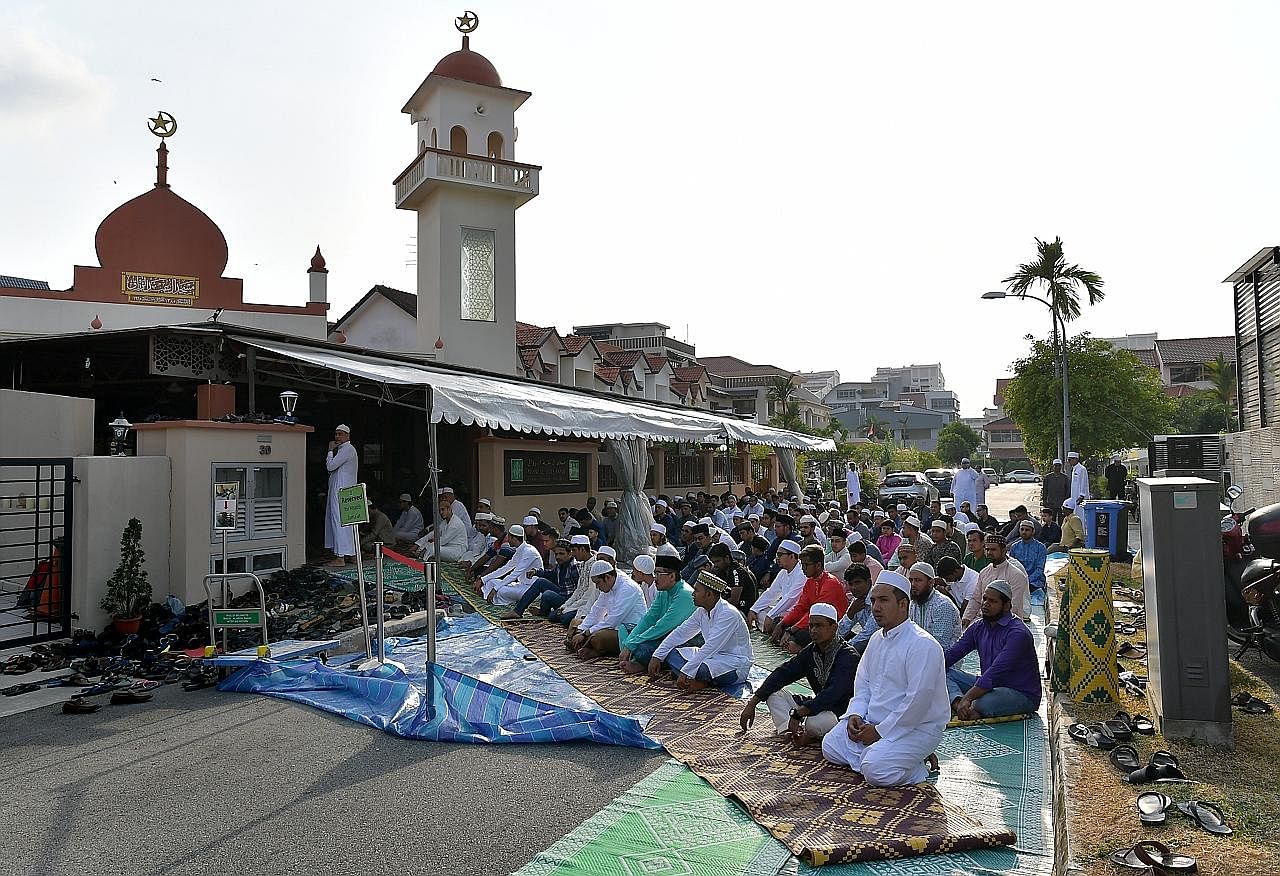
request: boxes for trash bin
[1080,500,1129,560]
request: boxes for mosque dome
[94,183,229,278]
[431,37,502,88]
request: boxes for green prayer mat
[327,558,429,591]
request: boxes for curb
[1048,692,1085,876]
[331,609,441,655]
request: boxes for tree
[766,376,802,432]
[863,413,889,441]
[1202,353,1237,432]
[1003,236,1105,323]
[100,517,152,619]
[935,421,983,464]
[1174,391,1230,435]
[1003,334,1175,463]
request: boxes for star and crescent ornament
[147,111,177,139]
[455,10,479,33]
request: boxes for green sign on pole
[213,608,263,627]
[338,483,370,526]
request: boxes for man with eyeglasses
[618,555,695,675]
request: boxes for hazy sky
[2,2,1271,415]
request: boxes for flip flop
[1068,721,1117,749]
[1109,839,1197,871]
[1176,800,1232,836]
[1136,791,1173,824]
[1127,751,1189,784]
[1233,695,1273,714]
[1132,714,1155,735]
[1105,717,1135,741]
[1118,642,1149,659]
[1230,692,1253,706]
[62,697,101,714]
[1110,744,1142,772]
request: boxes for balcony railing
[395,148,540,207]
[612,335,696,356]
[665,454,705,488]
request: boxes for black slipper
[1105,718,1134,741]
[1234,695,1273,714]
[1109,839,1197,871]
[1118,642,1148,659]
[62,697,101,714]
[1068,721,1117,749]
[1136,792,1173,824]
[1131,714,1155,735]
[110,689,153,705]
[1110,743,1142,772]
[1176,800,1232,836]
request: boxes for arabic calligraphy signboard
[121,271,201,306]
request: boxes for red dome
[94,185,229,279]
[432,38,501,88]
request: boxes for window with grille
[211,464,287,543]
[460,227,496,321]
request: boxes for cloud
[0,28,108,127]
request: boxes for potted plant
[100,517,152,634]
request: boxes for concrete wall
[339,295,419,354]
[0,389,95,456]
[70,455,172,633]
[0,296,327,341]
[1226,426,1280,508]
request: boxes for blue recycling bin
[1080,500,1129,560]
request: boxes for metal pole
[374,542,385,664]
[725,438,733,496]
[220,532,229,653]
[426,384,439,666]
[1057,307,1072,459]
[353,522,372,660]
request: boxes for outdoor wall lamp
[279,390,299,422]
[108,413,133,456]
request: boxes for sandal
[1127,751,1190,784]
[1132,714,1155,735]
[1232,694,1273,714]
[62,696,102,714]
[1109,839,1197,871]
[1136,791,1174,824]
[110,689,153,705]
[1068,721,1117,749]
[1110,743,1142,772]
[1105,716,1135,741]
[1175,800,1232,836]
[1,681,41,697]
[1118,642,1148,660]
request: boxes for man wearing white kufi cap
[480,524,543,606]
[567,560,647,660]
[821,570,950,787]
[323,424,359,566]
[437,485,474,539]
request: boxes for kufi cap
[522,516,538,526]
[528,506,542,515]
[829,500,841,508]
[809,602,839,622]
[632,555,656,575]
[848,532,865,543]
[1018,519,1036,531]
[590,560,615,578]
[872,509,887,518]
[569,534,590,546]
[777,538,803,555]
[984,532,1007,546]
[1067,451,1079,459]
[929,519,947,530]
[490,516,507,528]
[399,493,413,502]
[474,512,492,522]
[508,524,525,538]
[655,499,668,509]
[698,516,714,526]
[654,554,682,572]
[986,579,1013,601]
[904,516,922,529]
[691,523,710,535]
[1062,498,1076,510]
[961,457,971,464]
[896,504,908,511]
[799,514,818,525]
[695,569,730,594]
[910,562,936,579]
[479,498,492,506]
[681,520,695,529]
[335,424,351,434]
[650,522,668,535]
[436,488,449,496]
[597,545,617,559]
[875,569,911,597]
[748,513,761,521]
[731,508,745,518]
[605,499,619,508]
[818,511,830,524]
[962,522,981,534]
[829,528,847,539]
[1052,459,1062,465]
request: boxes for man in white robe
[1068,451,1091,505]
[650,569,753,690]
[392,494,425,545]
[438,486,473,538]
[567,561,647,660]
[480,524,543,605]
[846,464,861,509]
[324,424,359,567]
[821,570,951,786]
[950,458,979,513]
[747,539,804,633]
[413,498,468,562]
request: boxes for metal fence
[0,459,73,646]
[596,454,656,491]
[665,454,705,488]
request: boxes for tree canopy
[1174,391,1230,435]
[935,421,983,464]
[1003,334,1175,463]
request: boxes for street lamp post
[982,290,1071,460]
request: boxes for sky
[1,1,1273,416]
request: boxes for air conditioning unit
[1148,434,1224,481]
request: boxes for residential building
[570,322,697,366]
[1099,333,1236,395]
[828,402,951,453]
[699,355,831,430]
[872,363,946,396]
[797,370,841,401]
[981,379,1029,469]
[1223,247,1280,507]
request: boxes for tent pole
[426,384,439,666]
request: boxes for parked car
[1005,469,1042,484]
[982,467,1001,485]
[924,468,954,498]
[878,471,940,504]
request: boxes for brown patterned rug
[445,571,1017,865]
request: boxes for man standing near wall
[324,424,358,567]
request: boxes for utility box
[1138,477,1232,747]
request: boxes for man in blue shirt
[837,563,879,653]
[944,579,1041,719]
[1007,519,1047,593]
[503,539,577,619]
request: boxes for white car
[1004,469,1042,484]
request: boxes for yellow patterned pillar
[1051,548,1119,703]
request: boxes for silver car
[878,471,940,504]
[1005,469,1042,484]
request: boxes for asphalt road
[0,683,664,876]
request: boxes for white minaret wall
[408,79,520,160]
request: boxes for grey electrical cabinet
[1138,477,1232,747]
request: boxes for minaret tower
[395,11,539,371]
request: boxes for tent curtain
[605,437,657,565]
[776,447,802,499]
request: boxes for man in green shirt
[963,524,991,574]
[618,554,697,675]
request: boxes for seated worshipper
[741,603,857,746]
[954,501,973,526]
[748,539,805,634]
[412,497,469,562]
[599,498,620,546]
[707,542,758,614]
[548,535,598,624]
[747,535,772,583]
[360,501,397,554]
[776,545,849,650]
[392,494,425,545]
[824,529,852,578]
[876,520,902,565]
[936,555,979,622]
[1008,519,1048,594]
[1000,505,1040,540]
[680,523,713,583]
[469,517,510,581]
[501,539,578,620]
[631,554,657,605]
[891,539,918,573]
[821,570,951,787]
[1049,499,1085,552]
[480,524,544,605]
[906,563,961,649]
[837,564,879,653]
[900,516,928,557]
[945,579,1042,719]
[919,519,962,568]
[973,504,1000,534]
[649,569,754,690]
[962,533,1031,624]
[438,486,473,537]
[1036,508,1062,548]
[649,522,680,559]
[566,561,647,660]
[617,555,696,674]
[797,514,824,548]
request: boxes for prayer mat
[1051,549,1119,703]
[945,713,1032,729]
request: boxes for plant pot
[112,616,142,635]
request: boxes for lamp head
[981,290,1007,300]
[279,390,299,417]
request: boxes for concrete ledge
[1049,693,1084,876]
[332,609,443,655]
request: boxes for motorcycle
[1124,479,1140,522]
[1222,484,1280,662]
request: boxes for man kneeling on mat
[617,554,696,674]
[565,561,647,661]
[649,570,753,691]
[944,579,1041,720]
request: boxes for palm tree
[767,376,801,430]
[1003,236,1105,322]
[1203,353,1237,432]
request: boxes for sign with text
[121,271,200,306]
[503,450,590,496]
[338,483,370,526]
[212,608,262,628]
[213,482,239,532]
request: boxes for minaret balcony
[394,147,539,208]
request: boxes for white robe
[415,514,469,562]
[324,442,359,557]
[653,598,753,683]
[578,576,647,635]
[951,466,979,511]
[1070,462,1091,504]
[821,619,950,786]
[481,541,543,605]
[846,469,862,507]
[749,563,805,618]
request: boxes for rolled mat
[1051,548,1119,703]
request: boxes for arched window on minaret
[487,131,504,160]
[430,128,437,148]
[450,125,468,155]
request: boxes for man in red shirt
[777,545,849,652]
